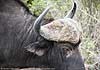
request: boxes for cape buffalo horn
[39,1,82,43]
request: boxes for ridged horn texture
[39,1,82,44]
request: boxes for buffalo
[0,0,85,70]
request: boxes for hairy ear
[25,42,48,56]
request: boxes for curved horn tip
[64,0,77,19]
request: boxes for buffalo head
[26,1,85,69]
[26,0,82,57]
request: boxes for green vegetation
[22,0,71,19]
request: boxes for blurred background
[22,0,100,70]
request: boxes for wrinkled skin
[0,0,85,70]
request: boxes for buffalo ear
[25,43,46,56]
